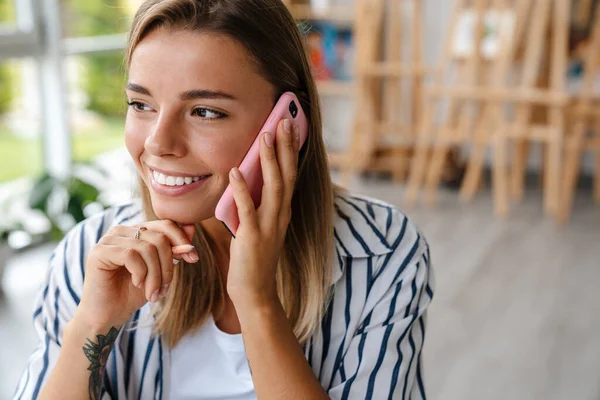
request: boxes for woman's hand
[227,118,300,306]
[76,220,199,330]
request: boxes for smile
[152,170,209,187]
[149,169,211,197]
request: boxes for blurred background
[1,0,599,399]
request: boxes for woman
[14,0,434,399]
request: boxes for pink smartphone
[215,92,309,236]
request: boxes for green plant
[0,196,22,244]
[0,65,13,115]
[0,223,12,243]
[29,165,108,241]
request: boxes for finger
[101,235,162,302]
[132,240,162,302]
[135,229,176,297]
[92,244,147,289]
[172,244,196,255]
[181,224,196,242]
[258,123,284,224]
[116,223,199,264]
[275,118,298,217]
[229,167,258,231]
[146,221,199,264]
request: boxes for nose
[144,113,188,157]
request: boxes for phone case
[215,92,309,236]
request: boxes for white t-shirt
[170,315,256,399]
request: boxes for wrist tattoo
[82,326,119,400]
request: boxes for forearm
[236,295,329,400]
[39,315,119,400]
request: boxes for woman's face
[125,28,276,224]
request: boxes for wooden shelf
[289,4,355,24]
[316,80,354,96]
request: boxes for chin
[149,195,215,224]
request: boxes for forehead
[128,28,270,98]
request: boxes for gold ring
[134,226,147,240]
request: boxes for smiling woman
[14,1,434,400]
[124,28,278,223]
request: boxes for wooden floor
[1,176,599,400]
[347,177,600,400]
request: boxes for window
[0,0,15,25]
[0,58,42,183]
[68,52,127,162]
[60,0,135,38]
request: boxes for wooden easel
[405,0,516,208]
[404,0,570,219]
[459,0,533,202]
[506,0,570,218]
[336,0,429,184]
[557,1,600,222]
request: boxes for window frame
[0,0,129,180]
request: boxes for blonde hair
[126,0,336,347]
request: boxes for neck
[200,217,240,334]
[200,217,233,256]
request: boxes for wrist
[70,309,123,339]
[228,279,279,307]
[230,288,280,317]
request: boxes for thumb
[181,224,196,242]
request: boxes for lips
[151,169,208,187]
[148,168,211,197]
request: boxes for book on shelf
[302,20,354,82]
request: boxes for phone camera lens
[289,101,298,118]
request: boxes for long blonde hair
[126,0,336,347]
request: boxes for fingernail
[151,289,159,303]
[159,283,170,297]
[231,167,242,181]
[172,244,196,254]
[283,119,291,134]
[172,259,180,265]
[263,131,274,147]
[137,280,144,289]
[190,251,199,262]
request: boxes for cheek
[124,119,146,162]
[202,131,257,173]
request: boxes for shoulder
[330,190,433,311]
[311,191,433,396]
[332,190,429,267]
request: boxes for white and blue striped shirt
[13,193,434,399]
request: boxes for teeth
[153,170,204,187]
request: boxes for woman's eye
[127,101,152,112]
[192,107,226,120]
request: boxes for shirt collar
[330,194,394,285]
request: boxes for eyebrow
[180,89,236,101]
[125,82,151,96]
[125,82,237,101]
